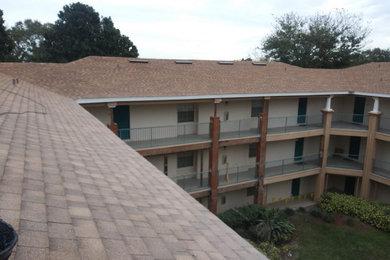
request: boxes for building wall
[130,104,178,128]
[84,105,111,126]
[216,189,253,214]
[326,175,345,192]
[265,181,292,204]
[372,182,390,203]
[375,140,390,161]
[307,97,326,114]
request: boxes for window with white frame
[178,104,195,123]
[177,151,194,168]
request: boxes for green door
[344,176,356,195]
[294,138,304,161]
[291,178,300,196]
[352,97,365,123]
[297,98,307,124]
[348,137,361,159]
[113,105,130,139]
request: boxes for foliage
[218,205,295,244]
[8,19,52,62]
[322,214,335,223]
[361,48,390,62]
[0,9,14,61]
[310,210,323,218]
[261,10,370,68]
[283,208,295,217]
[42,2,138,62]
[318,192,390,232]
[247,240,281,260]
[297,207,306,213]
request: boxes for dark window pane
[178,104,195,123]
[251,100,263,117]
[249,143,257,158]
[177,151,194,168]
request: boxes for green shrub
[283,208,295,217]
[310,210,322,218]
[346,218,355,227]
[247,240,281,260]
[318,192,390,232]
[218,204,266,231]
[322,214,335,223]
[297,207,306,213]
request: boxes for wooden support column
[255,99,269,205]
[315,109,333,200]
[361,111,381,199]
[208,116,220,214]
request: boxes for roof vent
[129,59,149,64]
[252,62,267,66]
[175,60,192,64]
[218,61,234,65]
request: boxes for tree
[261,10,370,68]
[8,19,52,62]
[43,2,138,62]
[361,48,390,62]
[0,9,14,61]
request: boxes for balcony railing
[218,163,258,186]
[327,153,364,170]
[171,171,210,192]
[267,114,323,134]
[265,154,320,178]
[332,113,369,130]
[120,122,210,148]
[219,117,260,140]
[372,158,390,178]
[378,116,390,135]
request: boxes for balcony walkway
[327,154,364,170]
[267,123,323,135]
[373,159,390,179]
[126,133,210,149]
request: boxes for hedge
[318,192,390,232]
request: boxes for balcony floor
[126,133,210,149]
[331,121,368,130]
[372,167,390,179]
[267,123,323,135]
[219,129,259,140]
[327,156,363,170]
[265,159,320,178]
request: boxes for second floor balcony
[378,116,390,135]
[372,158,390,179]
[327,153,364,170]
[332,113,369,130]
[267,114,323,134]
[265,154,321,178]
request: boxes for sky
[2,0,390,60]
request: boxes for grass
[290,214,390,260]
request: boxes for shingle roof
[0,57,389,100]
[0,73,266,259]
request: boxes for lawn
[289,213,390,260]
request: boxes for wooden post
[208,116,220,214]
[315,109,333,200]
[361,112,381,199]
[254,99,268,205]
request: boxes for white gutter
[76,91,350,104]
[352,91,390,99]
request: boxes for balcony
[218,163,258,186]
[219,117,260,140]
[119,122,211,149]
[267,114,323,134]
[171,172,210,192]
[265,154,320,178]
[331,113,368,130]
[327,153,364,170]
[372,159,390,179]
[378,116,390,135]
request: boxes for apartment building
[1,57,389,214]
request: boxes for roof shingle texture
[0,57,389,100]
[0,74,266,259]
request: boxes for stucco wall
[84,105,111,126]
[216,189,253,213]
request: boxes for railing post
[361,111,381,199]
[315,108,333,200]
[184,124,186,143]
[284,116,288,132]
[208,116,220,214]
[238,119,241,137]
[150,127,153,147]
[255,98,269,205]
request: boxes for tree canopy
[8,19,52,62]
[0,9,14,61]
[261,10,371,68]
[42,2,138,62]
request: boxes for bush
[297,207,306,213]
[310,210,322,218]
[283,208,295,217]
[247,240,281,260]
[218,204,266,230]
[322,214,335,223]
[318,192,390,232]
[346,218,355,227]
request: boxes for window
[177,151,194,168]
[221,196,227,205]
[251,100,263,117]
[249,143,257,158]
[247,187,255,197]
[178,104,195,123]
